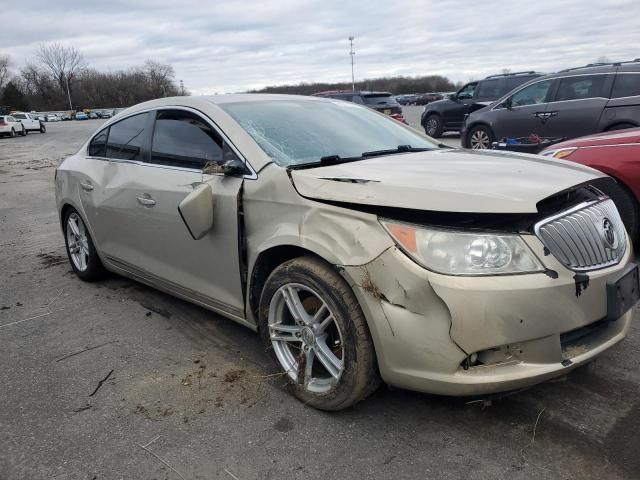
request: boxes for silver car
[55,94,637,410]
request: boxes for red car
[542,128,640,243]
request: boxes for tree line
[250,75,462,96]
[0,44,187,112]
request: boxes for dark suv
[462,60,640,149]
[312,90,406,122]
[421,72,541,137]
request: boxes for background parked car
[462,60,640,149]
[11,112,46,133]
[395,94,419,105]
[75,112,89,120]
[0,115,27,137]
[47,114,60,122]
[421,71,542,137]
[414,92,444,105]
[312,90,407,123]
[541,127,640,244]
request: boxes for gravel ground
[1,120,639,480]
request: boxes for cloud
[1,0,639,93]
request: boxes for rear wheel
[63,208,106,281]
[467,125,494,150]
[424,114,444,138]
[258,256,379,410]
[595,180,640,245]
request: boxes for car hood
[545,128,640,150]
[289,149,603,214]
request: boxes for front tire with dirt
[258,256,380,410]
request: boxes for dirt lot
[1,120,639,480]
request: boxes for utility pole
[64,74,73,111]
[180,79,185,95]
[348,36,355,91]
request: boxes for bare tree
[37,43,84,108]
[144,60,177,97]
[0,55,10,91]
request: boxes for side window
[612,74,640,98]
[457,83,476,100]
[7,116,15,122]
[150,110,223,169]
[511,80,552,107]
[351,95,364,104]
[89,128,109,157]
[106,112,148,161]
[555,75,606,101]
[474,79,501,100]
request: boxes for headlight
[381,220,544,276]
[541,147,576,159]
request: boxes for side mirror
[448,93,458,101]
[203,158,248,176]
[178,183,214,240]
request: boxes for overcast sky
[2,0,639,94]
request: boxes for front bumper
[340,237,635,396]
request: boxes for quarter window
[106,112,148,161]
[612,74,640,98]
[89,128,108,157]
[474,79,501,100]
[511,80,552,107]
[150,110,223,169]
[555,75,606,101]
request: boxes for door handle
[80,182,94,192]
[137,195,156,207]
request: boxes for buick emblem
[602,218,617,249]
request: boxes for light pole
[64,74,73,111]
[348,36,355,92]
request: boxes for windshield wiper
[361,144,434,158]
[288,154,364,170]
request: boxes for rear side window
[89,128,109,157]
[13,114,26,119]
[150,110,223,169]
[474,79,501,100]
[612,74,640,98]
[555,75,606,101]
[106,112,148,161]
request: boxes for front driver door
[491,79,553,138]
[126,108,246,318]
[443,82,477,128]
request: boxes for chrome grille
[534,199,626,272]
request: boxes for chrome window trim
[85,105,258,180]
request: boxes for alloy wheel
[426,118,439,136]
[470,129,491,149]
[66,212,90,271]
[268,283,344,393]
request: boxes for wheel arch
[603,121,638,132]
[248,245,332,328]
[463,121,494,148]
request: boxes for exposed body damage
[340,239,633,396]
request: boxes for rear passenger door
[543,74,613,139]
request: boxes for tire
[63,208,106,281]
[606,123,636,132]
[467,125,495,150]
[258,256,380,410]
[595,179,640,246]
[21,127,27,136]
[424,114,444,138]
[40,124,46,133]
[9,128,15,138]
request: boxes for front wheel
[21,127,27,136]
[258,256,380,410]
[467,125,494,149]
[40,124,46,133]
[595,180,640,246]
[63,208,106,281]
[424,114,444,138]
[9,128,15,138]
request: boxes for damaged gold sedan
[55,95,638,410]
